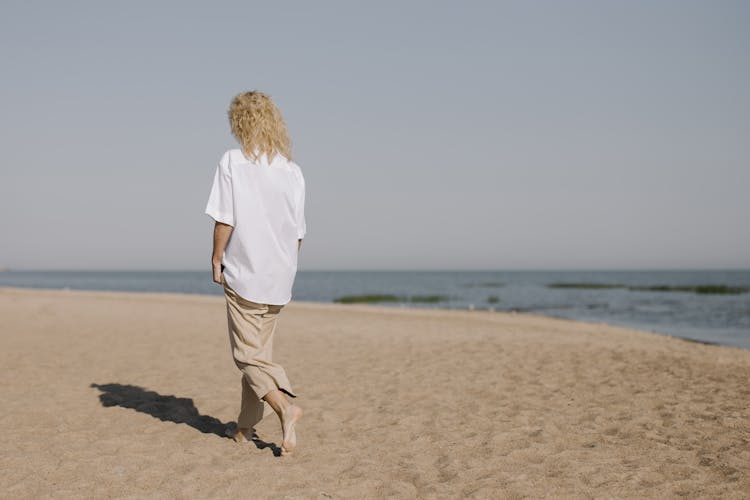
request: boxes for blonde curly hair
[228,91,292,163]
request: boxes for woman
[204,91,306,455]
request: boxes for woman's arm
[211,221,234,283]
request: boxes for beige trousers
[222,275,296,429]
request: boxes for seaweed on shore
[333,294,449,304]
[693,285,748,294]
[409,295,448,303]
[333,294,401,304]
[546,283,748,295]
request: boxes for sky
[1,1,748,271]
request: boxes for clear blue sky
[1,1,748,270]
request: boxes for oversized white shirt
[204,148,306,305]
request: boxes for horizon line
[3,267,750,273]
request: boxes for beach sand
[1,286,749,499]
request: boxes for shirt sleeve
[295,168,307,239]
[204,151,235,226]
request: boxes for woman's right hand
[212,261,223,284]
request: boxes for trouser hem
[259,385,297,401]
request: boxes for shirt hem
[225,277,292,306]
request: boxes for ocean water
[1,270,749,349]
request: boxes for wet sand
[1,286,749,498]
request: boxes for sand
[1,286,749,499]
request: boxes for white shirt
[204,148,306,305]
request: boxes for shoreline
[1,284,746,351]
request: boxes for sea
[2,270,749,349]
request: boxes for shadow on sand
[90,383,282,456]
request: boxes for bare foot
[231,427,256,443]
[280,405,303,455]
